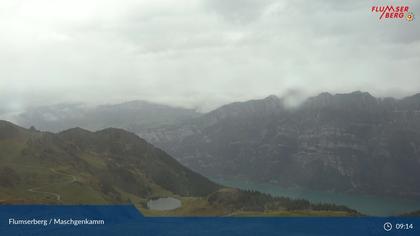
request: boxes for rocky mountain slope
[138,92,420,199]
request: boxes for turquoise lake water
[212,178,420,216]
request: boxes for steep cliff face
[139,92,420,199]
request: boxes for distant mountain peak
[264,95,280,101]
[16,100,201,133]
[60,127,93,135]
[345,91,373,98]
[318,92,333,97]
[205,95,284,122]
[337,91,377,103]
[304,91,378,109]
[403,93,420,100]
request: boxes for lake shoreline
[212,177,420,216]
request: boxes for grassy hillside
[0,120,359,216]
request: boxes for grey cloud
[0,0,419,113]
[204,0,276,24]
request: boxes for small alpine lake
[147,197,182,211]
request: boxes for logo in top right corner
[406,12,415,21]
[371,5,415,22]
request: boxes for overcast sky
[0,0,419,113]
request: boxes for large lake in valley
[212,178,420,216]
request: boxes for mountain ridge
[137,91,420,200]
[14,100,201,133]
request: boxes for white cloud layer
[0,0,419,112]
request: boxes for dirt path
[27,168,78,201]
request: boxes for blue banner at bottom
[0,205,418,236]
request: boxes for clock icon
[384,222,393,232]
